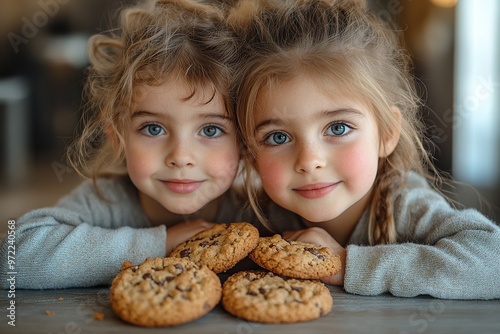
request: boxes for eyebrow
[131,110,233,122]
[131,110,159,119]
[255,108,364,132]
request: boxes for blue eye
[201,125,223,138]
[142,124,165,136]
[326,123,351,136]
[265,132,290,145]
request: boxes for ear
[379,106,401,158]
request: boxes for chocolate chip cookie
[110,257,221,327]
[170,222,259,273]
[222,270,333,323]
[249,234,341,279]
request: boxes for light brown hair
[231,0,441,244]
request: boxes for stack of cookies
[109,222,341,326]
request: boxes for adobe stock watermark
[428,76,499,144]
[224,318,261,334]
[400,300,446,334]
[373,0,405,27]
[7,0,72,54]
[47,290,109,334]
[52,161,74,183]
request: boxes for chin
[166,203,204,215]
[299,211,338,224]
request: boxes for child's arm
[344,176,500,299]
[0,178,167,289]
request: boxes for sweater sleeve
[0,178,167,289]
[344,175,500,299]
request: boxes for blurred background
[0,0,499,234]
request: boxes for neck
[139,193,223,227]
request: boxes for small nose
[294,142,326,173]
[165,138,195,168]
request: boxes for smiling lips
[164,180,203,194]
[293,182,338,199]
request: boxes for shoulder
[55,176,145,224]
[395,171,449,212]
[392,172,498,241]
[402,171,435,192]
[59,176,137,204]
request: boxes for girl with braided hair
[231,0,500,299]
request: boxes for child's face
[253,76,385,224]
[125,80,239,216]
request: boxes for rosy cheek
[127,159,144,182]
[212,151,239,182]
[126,146,153,180]
[338,144,378,190]
[257,158,287,196]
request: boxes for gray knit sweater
[0,176,270,289]
[268,172,500,299]
[2,173,499,299]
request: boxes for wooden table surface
[2,283,499,334]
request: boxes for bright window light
[454,0,500,186]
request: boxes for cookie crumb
[46,310,56,316]
[93,312,105,320]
